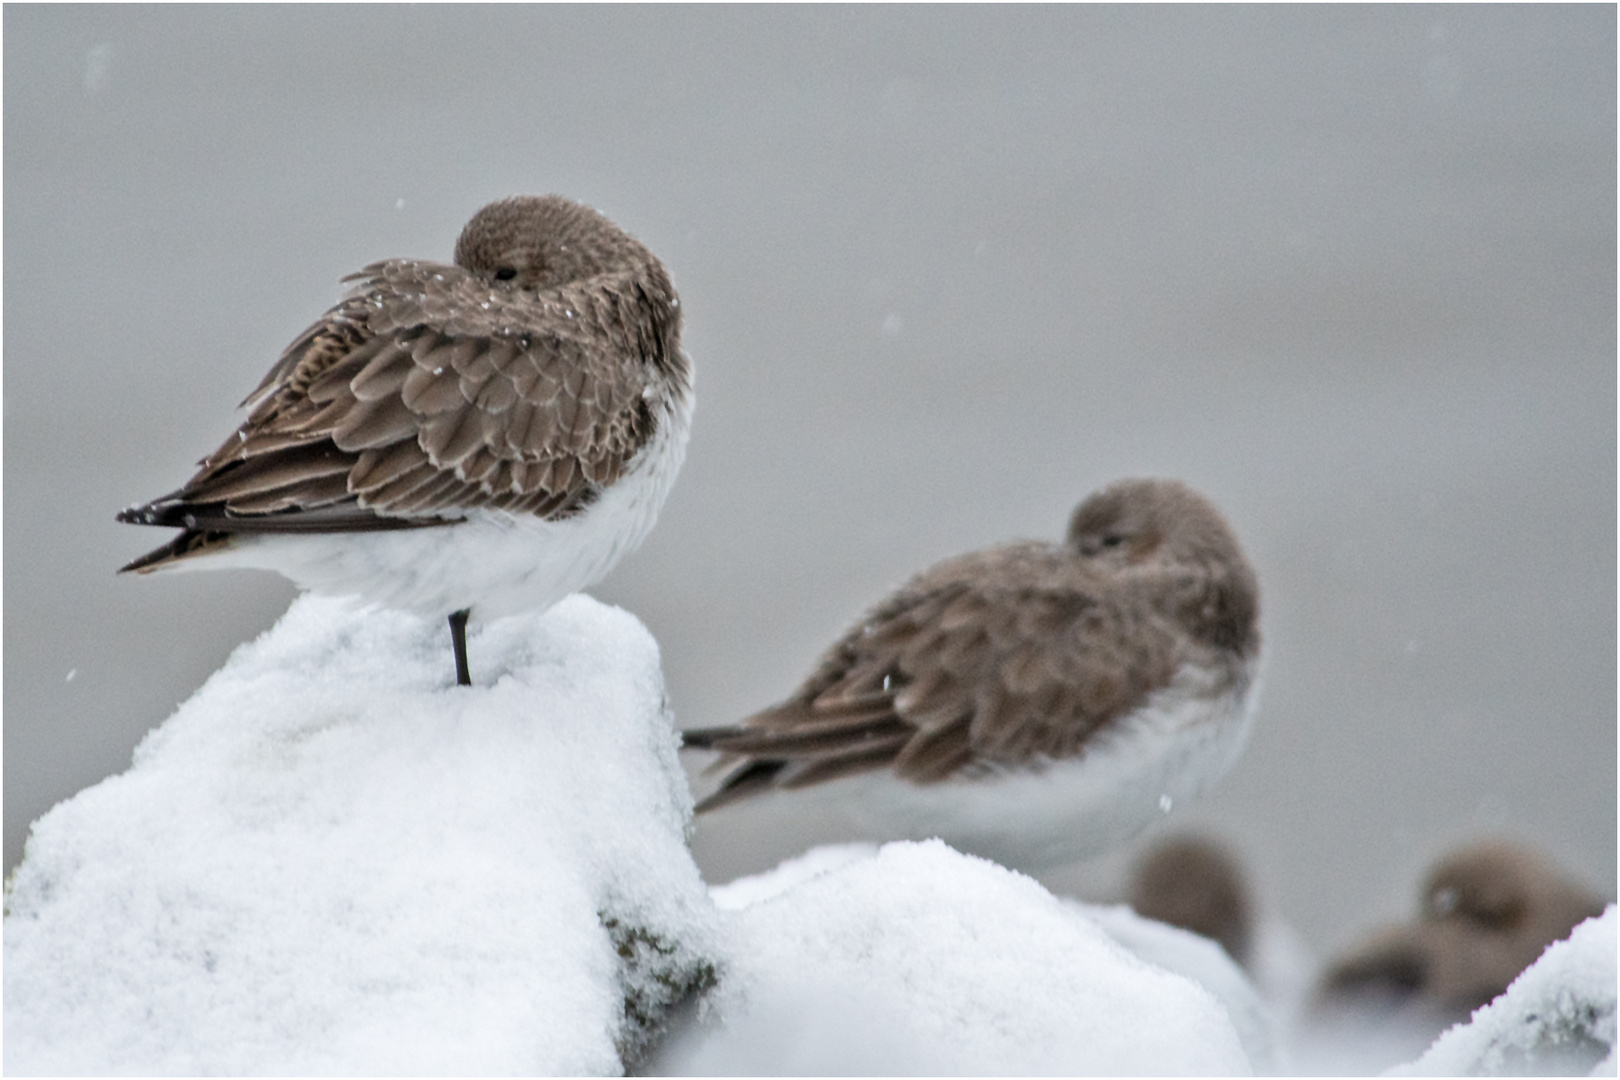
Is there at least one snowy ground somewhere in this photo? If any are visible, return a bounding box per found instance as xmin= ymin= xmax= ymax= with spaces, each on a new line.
xmin=659 ymin=841 xmax=1255 ymax=1075
xmin=4 ymin=596 xmax=717 ymax=1074
xmin=6 ymin=597 xmax=1614 ymax=1075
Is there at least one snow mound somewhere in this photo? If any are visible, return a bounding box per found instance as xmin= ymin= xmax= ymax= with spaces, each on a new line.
xmin=1082 ymin=900 xmax=1281 ymax=1072
xmin=4 ymin=594 xmax=718 ymax=1075
xmin=708 ymin=840 xmax=881 ymax=911
xmin=657 ymin=840 xmax=1254 ymax=1076
xmin=1391 ymin=905 xmax=1617 ymax=1077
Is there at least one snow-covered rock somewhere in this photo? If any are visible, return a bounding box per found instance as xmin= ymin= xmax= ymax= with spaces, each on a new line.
xmin=4 ymin=594 xmax=718 ymax=1075
xmin=1391 ymin=904 xmax=1617 ymax=1077
xmin=656 ymin=840 xmax=1255 ymax=1075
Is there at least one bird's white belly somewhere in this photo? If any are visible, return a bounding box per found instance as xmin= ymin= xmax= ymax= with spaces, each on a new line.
xmin=164 ymin=384 xmax=692 ymax=623
xmin=820 ymin=658 xmax=1261 ymax=871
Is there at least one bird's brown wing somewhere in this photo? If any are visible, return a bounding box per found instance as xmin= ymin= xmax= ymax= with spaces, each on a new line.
xmin=686 ymin=543 xmax=1184 ymax=809
xmin=118 ymin=257 xmax=677 ymax=560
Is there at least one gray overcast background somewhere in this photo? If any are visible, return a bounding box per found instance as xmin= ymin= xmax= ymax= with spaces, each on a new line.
xmin=6 ymin=6 xmax=1614 ymax=954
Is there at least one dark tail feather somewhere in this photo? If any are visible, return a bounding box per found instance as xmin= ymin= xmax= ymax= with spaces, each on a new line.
xmin=117 ymin=496 xmax=449 ymax=535
xmin=117 ymin=529 xmax=228 ymax=573
xmin=116 ymin=493 xmax=193 ymax=529
xmin=679 ymin=725 xmax=740 ymax=751
xmin=691 ymin=760 xmax=788 ymax=814
xmin=681 ymin=727 xmax=789 ymax=814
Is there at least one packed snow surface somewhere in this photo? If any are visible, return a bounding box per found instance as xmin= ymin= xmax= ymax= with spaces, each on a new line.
xmin=1392 ymin=905 xmax=1617 ymax=1077
xmin=1082 ymin=899 xmax=1279 ymax=1072
xmin=35 ymin=590 xmax=1594 ymax=1076
xmin=4 ymin=594 xmax=718 ymax=1074
xmin=657 ymin=840 xmax=1254 ymax=1075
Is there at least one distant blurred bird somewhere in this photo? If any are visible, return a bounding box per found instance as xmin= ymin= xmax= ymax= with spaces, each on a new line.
xmin=1130 ymin=833 xmax=1254 ymax=967
xmin=683 ymin=478 xmax=1262 ymax=870
xmin=118 ymin=195 xmax=692 ymax=685
xmin=1315 ymin=840 xmax=1608 ymax=1018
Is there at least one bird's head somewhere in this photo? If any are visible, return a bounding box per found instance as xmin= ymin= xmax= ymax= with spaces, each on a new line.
xmin=1068 ymin=478 xmax=1259 ymax=653
xmin=1066 ymin=478 xmax=1241 ymax=571
xmin=453 ymin=194 xmax=656 ymax=292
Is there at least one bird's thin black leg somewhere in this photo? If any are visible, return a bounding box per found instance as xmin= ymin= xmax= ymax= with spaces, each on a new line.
xmin=448 ymin=609 xmax=472 ymax=687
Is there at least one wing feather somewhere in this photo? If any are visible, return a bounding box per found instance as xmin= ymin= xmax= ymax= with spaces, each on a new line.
xmin=348 ymin=342 xmax=414 ymax=401
xmin=331 ymin=394 xmax=420 ymax=450
xmin=400 ymin=363 xmax=469 ymax=414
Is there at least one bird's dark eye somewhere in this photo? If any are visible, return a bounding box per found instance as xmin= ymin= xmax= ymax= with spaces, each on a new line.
xmin=1100 ymin=534 xmax=1125 ymax=548
xmin=494 ymin=267 xmax=517 ymax=281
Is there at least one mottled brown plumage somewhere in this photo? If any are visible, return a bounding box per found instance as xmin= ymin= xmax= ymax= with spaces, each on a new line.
xmin=685 ymin=478 xmax=1261 ymax=818
xmin=119 ymin=194 xmax=686 ymax=562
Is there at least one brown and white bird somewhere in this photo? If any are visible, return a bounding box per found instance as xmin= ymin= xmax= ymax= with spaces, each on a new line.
xmin=1301 ymin=841 xmax=1609 ymax=1072
xmin=1316 ymin=840 xmax=1609 ymax=1017
xmin=118 ymin=195 xmax=693 ymax=685
xmin=683 ymin=478 xmax=1261 ymax=870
